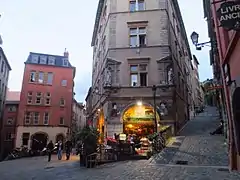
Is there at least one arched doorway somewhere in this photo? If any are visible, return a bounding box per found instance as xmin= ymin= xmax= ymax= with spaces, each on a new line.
xmin=122 ymin=102 xmax=160 ymax=137
xmin=31 ymin=132 xmax=48 ymax=151
xmin=55 ymin=133 xmax=65 ymax=143
xmin=232 ymin=87 xmax=240 ymax=155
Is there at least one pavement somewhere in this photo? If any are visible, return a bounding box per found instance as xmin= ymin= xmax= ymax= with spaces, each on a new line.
xmin=0 ymin=106 xmax=240 ymax=179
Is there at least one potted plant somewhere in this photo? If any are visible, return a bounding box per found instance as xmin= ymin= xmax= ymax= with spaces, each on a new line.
xmin=76 ymin=126 xmax=99 ymax=167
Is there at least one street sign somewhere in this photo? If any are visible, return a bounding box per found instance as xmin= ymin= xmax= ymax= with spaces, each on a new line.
xmin=206 ymin=85 xmax=223 ymax=91
xmin=217 ymin=1 xmax=240 ymax=31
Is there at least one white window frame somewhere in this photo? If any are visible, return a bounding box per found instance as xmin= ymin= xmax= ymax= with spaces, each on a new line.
xmin=45 ymin=98 xmax=51 ymax=105
xmin=61 ymin=80 xmax=67 ymax=86
xmin=43 ymin=112 xmax=49 ymax=125
xmin=35 ymin=97 xmax=41 ymax=104
xmin=33 ymin=112 xmax=39 ymax=125
xmin=130 ymin=64 xmax=148 ymax=87
xmin=25 ymin=112 xmax=31 ymax=125
xmin=27 ymin=96 xmax=32 ymax=104
xmin=60 ymin=98 xmax=65 ymax=106
xmin=59 ymin=117 xmax=64 ymax=125
xmin=130 ymin=0 xmax=145 ymax=12
xmin=62 ymin=58 xmax=69 ymax=67
xmin=129 ymin=27 xmax=146 ymax=47
xmin=39 ymin=55 xmax=47 ymax=64
xmin=48 ymin=56 xmax=55 ymax=65
xmin=30 ymin=71 xmax=36 ymax=82
xmin=47 ymin=72 xmax=53 ymax=85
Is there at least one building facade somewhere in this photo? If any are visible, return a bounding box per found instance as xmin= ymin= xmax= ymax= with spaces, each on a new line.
xmin=0 ymin=47 xmax=12 ymax=160
xmin=15 ymin=51 xmax=75 ymax=151
xmin=0 ymin=90 xmax=20 ymax=159
xmin=203 ymin=0 xmax=240 ymax=170
xmin=72 ymin=100 xmax=86 ymax=141
xmin=191 ymin=55 xmax=203 ymax=108
xmin=87 ymin=0 xmax=192 ymax=138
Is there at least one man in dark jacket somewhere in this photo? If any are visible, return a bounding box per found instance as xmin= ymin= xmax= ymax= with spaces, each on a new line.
xmin=65 ymin=140 xmax=72 ymax=160
xmin=47 ymin=140 xmax=54 ymax=162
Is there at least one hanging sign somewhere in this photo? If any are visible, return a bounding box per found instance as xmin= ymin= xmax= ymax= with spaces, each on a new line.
xmin=216 ymin=1 xmax=240 ymax=30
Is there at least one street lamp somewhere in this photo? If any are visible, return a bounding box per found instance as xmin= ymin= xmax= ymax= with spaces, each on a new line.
xmin=137 ymin=101 xmax=142 ymax=106
xmin=190 ymin=31 xmax=211 ymax=50
xmin=152 ymin=85 xmax=158 ymax=133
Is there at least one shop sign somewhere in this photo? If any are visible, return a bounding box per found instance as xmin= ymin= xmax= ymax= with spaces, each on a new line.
xmin=217 ymin=1 xmax=240 ymax=30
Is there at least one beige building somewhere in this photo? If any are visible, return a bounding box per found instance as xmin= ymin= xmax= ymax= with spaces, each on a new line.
xmin=191 ymin=55 xmax=203 ymax=109
xmin=72 ymin=100 xmax=86 ymax=131
xmin=87 ymin=0 xmax=193 ymax=137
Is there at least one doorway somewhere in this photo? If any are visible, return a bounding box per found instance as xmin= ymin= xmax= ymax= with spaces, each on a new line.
xmin=31 ymin=133 xmax=48 ymax=151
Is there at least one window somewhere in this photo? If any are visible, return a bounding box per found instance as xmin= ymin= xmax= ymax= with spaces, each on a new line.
xmin=5 ymin=132 xmax=12 ymax=141
xmin=35 ymin=97 xmax=41 ymax=104
xmin=25 ymin=112 xmax=31 ymax=124
xmin=22 ymin=133 xmax=30 ymax=146
xmin=28 ymin=91 xmax=33 ymax=96
xmin=59 ymin=117 xmax=64 ymax=125
xmin=7 ymin=118 xmax=13 ymax=125
xmin=130 ymin=64 xmax=148 ymax=87
xmin=38 ymin=72 xmax=44 ymax=83
xmin=130 ymin=27 xmax=146 ymax=47
xmin=33 ymin=112 xmax=39 ymax=125
xmin=130 ymin=0 xmax=145 ymax=12
xmin=61 ymin=80 xmax=67 ymax=86
xmin=46 ymin=92 xmax=51 ymax=97
xmin=36 ymin=92 xmax=42 ymax=97
xmin=43 ymin=112 xmax=49 ymax=125
xmin=60 ymin=98 xmax=65 ymax=106
xmin=47 ymin=72 xmax=53 ymax=85
xmin=1 ymin=61 xmax=4 ymax=72
xmin=8 ymin=106 xmax=16 ymax=112
xmin=48 ymin=56 xmax=55 ymax=65
xmin=27 ymin=97 xmax=32 ymax=104
xmin=62 ymin=58 xmax=68 ymax=66
xmin=131 ymin=74 xmax=138 ymax=86
xmin=31 ymin=54 xmax=39 ymax=63
xmin=39 ymin=55 xmax=47 ymax=64
xmin=30 ymin=71 xmax=36 ymax=82
xmin=45 ymin=98 xmax=51 ymax=105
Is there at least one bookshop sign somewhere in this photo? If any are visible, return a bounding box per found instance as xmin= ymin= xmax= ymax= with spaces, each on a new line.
xmin=217 ymin=1 xmax=240 ymax=30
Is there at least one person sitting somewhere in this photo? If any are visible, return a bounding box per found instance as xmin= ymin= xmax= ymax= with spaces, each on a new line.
xmin=210 ymin=120 xmax=224 ymax=135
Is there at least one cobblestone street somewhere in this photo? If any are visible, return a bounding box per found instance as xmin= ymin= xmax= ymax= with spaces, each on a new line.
xmin=1 ymin=106 xmax=240 ymax=179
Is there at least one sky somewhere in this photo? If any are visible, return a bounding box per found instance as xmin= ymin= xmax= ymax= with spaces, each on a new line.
xmin=0 ymin=0 xmax=212 ymax=102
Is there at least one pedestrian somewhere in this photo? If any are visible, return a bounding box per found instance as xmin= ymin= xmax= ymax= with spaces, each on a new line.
xmin=65 ymin=139 xmax=72 ymax=160
xmin=46 ymin=140 xmax=54 ymax=162
xmin=56 ymin=140 xmax=63 ymax=160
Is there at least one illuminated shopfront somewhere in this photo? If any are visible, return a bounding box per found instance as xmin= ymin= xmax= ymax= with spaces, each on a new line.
xmin=122 ymin=102 xmax=160 ymax=137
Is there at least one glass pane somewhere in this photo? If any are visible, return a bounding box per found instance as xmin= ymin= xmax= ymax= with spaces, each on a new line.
xmin=47 ymin=73 xmax=53 ymax=84
xmin=139 ymin=64 xmax=147 ymax=71
xmin=138 ymin=1 xmax=144 ymax=11
xmin=130 ymin=28 xmax=137 ymax=35
xmin=130 ymin=1 xmax=136 ymax=12
xmin=140 ymin=73 xmax=147 ymax=86
xmin=130 ymin=65 xmax=138 ymax=72
xmin=131 ymin=74 xmax=138 ymax=86
xmin=38 ymin=72 xmax=44 ymax=83
xmin=139 ymin=34 xmax=146 ymax=47
xmin=139 ymin=27 xmax=146 ymax=34
xmin=130 ymin=36 xmax=137 ymax=47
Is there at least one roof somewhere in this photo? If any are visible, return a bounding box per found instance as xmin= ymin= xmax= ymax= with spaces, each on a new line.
xmin=6 ymin=90 xmax=21 ymax=101
xmin=91 ymin=0 xmax=105 ymax=46
xmin=0 ymin=47 xmax=12 ymax=70
xmin=25 ymin=52 xmax=74 ymax=68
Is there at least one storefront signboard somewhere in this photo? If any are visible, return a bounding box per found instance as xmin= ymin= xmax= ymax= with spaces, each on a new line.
xmin=217 ymin=1 xmax=240 ymax=30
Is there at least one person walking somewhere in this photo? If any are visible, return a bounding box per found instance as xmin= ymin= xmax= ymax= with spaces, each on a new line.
xmin=46 ymin=140 xmax=54 ymax=162
xmin=56 ymin=140 xmax=63 ymax=160
xmin=65 ymin=139 xmax=72 ymax=160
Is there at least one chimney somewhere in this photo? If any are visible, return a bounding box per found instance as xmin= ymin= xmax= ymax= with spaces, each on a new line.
xmin=64 ymin=48 xmax=69 ymax=58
